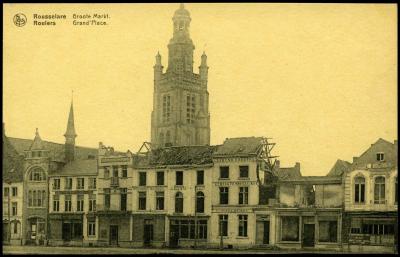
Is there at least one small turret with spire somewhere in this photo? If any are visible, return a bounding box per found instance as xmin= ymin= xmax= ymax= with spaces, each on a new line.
xmin=64 ymin=97 xmax=77 ymax=162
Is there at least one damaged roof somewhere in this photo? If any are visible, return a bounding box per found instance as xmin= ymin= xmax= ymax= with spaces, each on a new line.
xmin=273 ymin=164 xmax=302 ymax=181
xmin=213 ymin=137 xmax=264 ymax=157
xmin=133 ymin=145 xmax=216 ymax=168
xmin=327 ymin=159 xmax=352 ymax=177
xmin=8 ymin=137 xmax=97 ymax=162
xmin=49 ymin=159 xmax=98 ymax=176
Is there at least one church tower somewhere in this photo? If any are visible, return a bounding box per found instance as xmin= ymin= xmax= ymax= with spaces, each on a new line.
xmin=64 ymin=100 xmax=77 ymax=162
xmin=151 ymin=4 xmax=210 ymax=148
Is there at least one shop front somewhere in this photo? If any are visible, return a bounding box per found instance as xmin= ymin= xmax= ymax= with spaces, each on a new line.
xmin=97 ymin=211 xmax=131 ymax=247
xmin=344 ymin=212 xmax=398 ymax=253
xmin=131 ymin=214 xmax=166 ymax=248
xmin=48 ymin=213 xmax=84 ymax=246
xmin=276 ymin=209 xmax=342 ymax=250
xmin=168 ymin=215 xmax=209 ymax=248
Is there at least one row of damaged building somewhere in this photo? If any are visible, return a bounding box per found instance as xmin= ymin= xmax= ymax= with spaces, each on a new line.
xmin=4 ymin=119 xmax=396 ymax=251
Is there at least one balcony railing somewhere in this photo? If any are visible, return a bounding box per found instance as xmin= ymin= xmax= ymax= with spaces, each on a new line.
xmin=111 ymin=177 xmax=119 ymax=187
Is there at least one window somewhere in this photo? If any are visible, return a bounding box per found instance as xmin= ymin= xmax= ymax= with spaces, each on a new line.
xmin=196 ymin=192 xmax=205 ymax=213
xmin=65 ymin=194 xmax=72 ymax=212
xmin=77 ymin=194 xmax=84 ymax=212
xmin=77 ymin=178 xmax=85 ymax=190
xmin=53 ymin=178 xmax=60 ymax=190
xmin=104 ymin=189 xmax=110 ymax=209
xmin=28 ymin=190 xmax=46 ymax=207
xmin=197 ymin=170 xmax=204 ymax=185
xmin=89 ymin=194 xmax=96 ymax=211
xmin=29 ymin=167 xmax=46 ymax=181
xmin=112 ymin=166 xmax=119 ymax=177
xmin=219 ymin=187 xmax=229 ymax=204
xmin=12 ymin=202 xmax=17 ymax=216
xmin=104 ymin=167 xmax=110 ymax=179
xmin=122 ymin=166 xmax=128 ymax=178
xmin=220 ymin=166 xmax=229 ymax=179
xmin=362 ymin=224 xmax=395 ymax=235
xmin=157 ymin=171 xmax=164 ymax=186
xmin=65 ymin=178 xmax=73 ymax=190
xmin=176 ymin=171 xmax=183 ymax=185
xmin=175 ymin=192 xmax=183 ymax=213
xmin=156 ymin=191 xmax=164 ymax=210
xmin=139 ymin=172 xmax=146 ymax=186
xmin=239 ymin=166 xmax=249 ymax=178
xmin=319 ymin=221 xmax=337 ymax=242
xmin=376 ymin=152 xmax=385 ymax=161
xmin=139 ymin=192 xmax=146 ymax=210
xmin=13 ymin=221 xmax=19 ymax=234
xmin=238 ymin=215 xmax=248 ymax=237
xmin=219 ymin=215 xmax=228 ymax=236
xmin=281 ymin=216 xmax=299 ymax=241
xmin=186 ymin=94 xmax=196 ymax=124
xmin=4 ymin=188 xmax=9 ymax=197
xmin=89 ymin=178 xmax=96 ymax=189
xmin=165 ymin=131 xmax=171 ymax=147
xmin=120 ymin=188 xmax=127 ymax=211
xmin=374 ymin=176 xmax=386 ymax=204
xmin=73 ymin=223 xmax=83 ymax=239
xmin=239 ymin=187 xmax=249 ymax=205
xmin=53 ymin=194 xmax=60 ymax=212
xmin=88 ymin=220 xmax=96 ymax=236
xmin=354 ymin=176 xmax=365 ymax=203
xmin=162 ymin=95 xmax=171 ymax=123
xmin=197 ymin=220 xmax=208 ymax=239
xmin=12 ymin=187 xmax=17 ymax=197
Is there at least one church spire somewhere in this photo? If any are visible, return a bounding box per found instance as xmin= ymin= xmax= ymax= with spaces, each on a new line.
xmin=64 ymin=98 xmax=77 ymax=162
xmin=167 ymin=3 xmax=194 ymax=74
xmin=64 ymin=99 xmax=77 ymax=138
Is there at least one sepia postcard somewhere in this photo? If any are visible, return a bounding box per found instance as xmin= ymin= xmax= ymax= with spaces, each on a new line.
xmin=2 ymin=3 xmax=398 ymax=255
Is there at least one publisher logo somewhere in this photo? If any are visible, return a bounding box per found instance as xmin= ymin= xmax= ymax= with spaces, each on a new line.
xmin=13 ymin=13 xmax=27 ymax=27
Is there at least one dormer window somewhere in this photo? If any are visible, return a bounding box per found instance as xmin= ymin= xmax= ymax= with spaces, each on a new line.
xmin=376 ymin=152 xmax=385 ymax=162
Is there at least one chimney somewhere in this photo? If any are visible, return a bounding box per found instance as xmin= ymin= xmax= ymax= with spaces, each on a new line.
xmin=275 ymin=160 xmax=280 ymax=169
xmin=295 ymin=162 xmax=300 ymax=171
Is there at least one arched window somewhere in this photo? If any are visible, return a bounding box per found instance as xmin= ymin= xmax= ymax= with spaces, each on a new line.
xmin=159 ymin=132 xmax=164 ymax=147
xmin=354 ymin=176 xmax=365 ymax=204
xmin=196 ymin=192 xmax=205 ymax=213
xmin=29 ymin=167 xmax=46 ymax=181
xmin=374 ymin=176 xmax=386 ymax=204
xmin=165 ymin=131 xmax=171 ymax=147
xmin=175 ymin=192 xmax=183 ymax=213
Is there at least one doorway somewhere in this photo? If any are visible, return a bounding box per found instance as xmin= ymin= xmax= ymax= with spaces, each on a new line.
xmin=143 ymin=222 xmax=153 ymax=247
xmin=30 ymin=223 xmax=37 ymax=240
xmin=303 ymin=224 xmax=315 ymax=247
xmin=169 ymin=224 xmax=179 ymax=248
xmin=263 ymin=221 xmax=270 ymax=244
xmin=109 ymin=225 xmax=118 ymax=246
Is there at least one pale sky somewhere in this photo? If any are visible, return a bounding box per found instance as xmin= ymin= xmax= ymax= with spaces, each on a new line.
xmin=3 ymin=3 xmax=397 ymax=176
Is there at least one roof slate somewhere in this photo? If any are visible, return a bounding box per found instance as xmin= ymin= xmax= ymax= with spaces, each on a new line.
xmin=8 ymin=137 xmax=97 ymax=162
xmin=49 ymin=159 xmax=97 ymax=176
xmin=3 ymin=134 xmax=25 ymax=183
